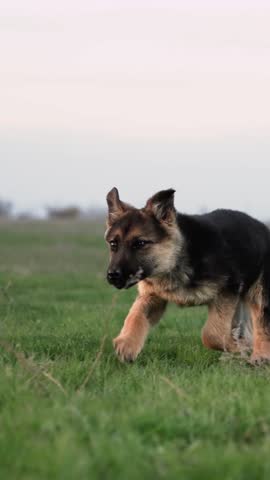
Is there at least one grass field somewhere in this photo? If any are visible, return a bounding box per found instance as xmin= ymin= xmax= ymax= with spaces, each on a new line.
xmin=1 ymin=220 xmax=270 ymax=479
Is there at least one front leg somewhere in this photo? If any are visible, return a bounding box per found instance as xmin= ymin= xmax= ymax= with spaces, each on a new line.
xmin=114 ymin=292 xmax=167 ymax=362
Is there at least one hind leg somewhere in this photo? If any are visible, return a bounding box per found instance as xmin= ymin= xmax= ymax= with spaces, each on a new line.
xmin=249 ymin=284 xmax=270 ymax=364
xmin=202 ymin=295 xmax=240 ymax=352
xmin=231 ymin=300 xmax=253 ymax=352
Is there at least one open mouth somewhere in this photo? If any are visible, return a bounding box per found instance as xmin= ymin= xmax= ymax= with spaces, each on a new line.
xmin=124 ymin=278 xmax=140 ymax=289
xmin=124 ymin=267 xmax=145 ymax=289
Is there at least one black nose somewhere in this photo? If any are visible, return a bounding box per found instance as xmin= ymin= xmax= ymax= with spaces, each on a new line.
xmin=107 ymin=269 xmax=121 ymax=281
xmin=107 ymin=269 xmax=124 ymax=288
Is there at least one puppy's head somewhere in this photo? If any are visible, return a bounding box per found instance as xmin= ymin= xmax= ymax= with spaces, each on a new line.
xmin=105 ymin=188 xmax=181 ymax=289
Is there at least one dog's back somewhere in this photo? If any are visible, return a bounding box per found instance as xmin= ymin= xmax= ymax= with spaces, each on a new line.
xmin=177 ymin=209 xmax=270 ymax=297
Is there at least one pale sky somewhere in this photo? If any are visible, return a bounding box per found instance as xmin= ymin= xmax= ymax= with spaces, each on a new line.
xmin=1 ymin=1 xmax=270 ymax=218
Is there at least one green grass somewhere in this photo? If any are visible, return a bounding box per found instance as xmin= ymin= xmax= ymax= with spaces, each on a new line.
xmin=1 ymin=219 xmax=270 ymax=479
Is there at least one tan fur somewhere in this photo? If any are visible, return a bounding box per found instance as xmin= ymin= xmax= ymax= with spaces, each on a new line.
xmin=201 ymin=296 xmax=240 ymax=352
xmin=113 ymin=294 xmax=167 ymax=362
xmin=117 ymin=274 xmax=270 ymax=362
xmin=149 ymin=225 xmax=183 ymax=275
xmin=141 ymin=277 xmax=219 ymax=306
xmin=139 ymin=222 xmax=223 ymax=304
xmin=246 ymin=278 xmax=270 ymax=363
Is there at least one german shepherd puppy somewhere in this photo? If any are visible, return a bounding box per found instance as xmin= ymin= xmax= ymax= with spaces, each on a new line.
xmin=105 ymin=187 xmax=270 ymax=365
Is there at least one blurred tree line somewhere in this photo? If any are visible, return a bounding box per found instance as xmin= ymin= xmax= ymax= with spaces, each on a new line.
xmin=0 ymin=199 xmax=13 ymax=218
xmin=0 ymin=198 xmax=105 ymax=221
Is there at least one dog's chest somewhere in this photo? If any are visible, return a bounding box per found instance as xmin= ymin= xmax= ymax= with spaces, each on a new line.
xmin=145 ymin=278 xmax=218 ymax=306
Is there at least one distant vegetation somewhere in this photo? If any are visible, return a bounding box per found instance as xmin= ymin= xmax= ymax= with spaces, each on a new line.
xmin=46 ymin=206 xmax=106 ymax=221
xmin=0 ymin=199 xmax=106 ymax=221
xmin=46 ymin=206 xmax=82 ymax=220
xmin=46 ymin=205 xmax=105 ymax=220
xmin=0 ymin=199 xmax=13 ymax=218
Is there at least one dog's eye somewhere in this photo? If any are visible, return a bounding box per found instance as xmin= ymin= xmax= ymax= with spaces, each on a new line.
xmin=109 ymin=240 xmax=118 ymax=251
xmin=132 ymin=239 xmax=148 ymax=249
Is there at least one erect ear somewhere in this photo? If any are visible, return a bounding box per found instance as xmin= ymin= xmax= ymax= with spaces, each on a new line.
xmin=145 ymin=189 xmax=176 ymax=224
xmin=106 ymin=187 xmax=130 ymax=226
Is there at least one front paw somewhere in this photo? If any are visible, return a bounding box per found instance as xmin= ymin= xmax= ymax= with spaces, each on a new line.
xmin=250 ymin=353 xmax=270 ymax=366
xmin=113 ymin=335 xmax=142 ymax=363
